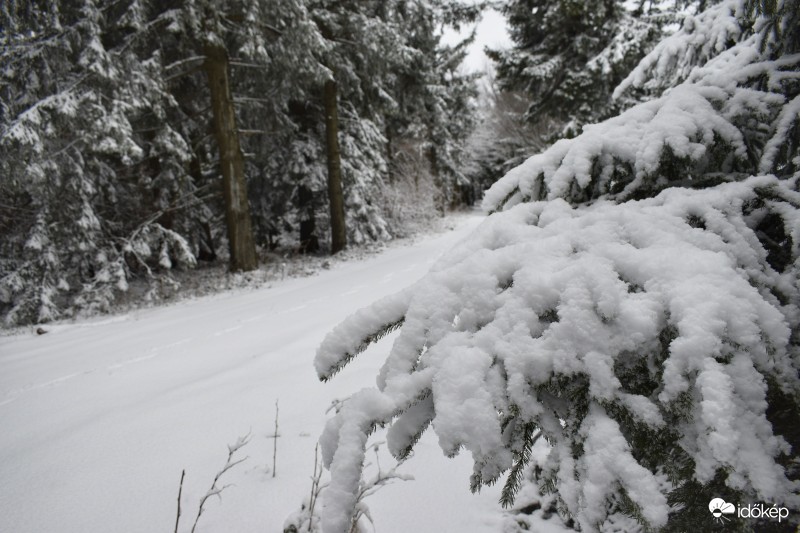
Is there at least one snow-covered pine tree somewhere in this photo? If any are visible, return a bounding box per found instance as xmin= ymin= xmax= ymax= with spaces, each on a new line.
xmin=324 ymin=0 xmax=483 ymax=244
xmin=247 ymin=0 xmax=397 ymax=252
xmin=462 ymin=79 xmax=550 ymax=210
xmin=211 ymin=0 xmax=329 ymax=252
xmin=488 ymin=0 xmax=665 ymax=135
xmin=386 ymin=0 xmax=481 ymax=213
xmin=420 ymin=26 xmax=481 ymax=211
xmin=0 ymin=0 xmax=197 ymax=325
xmin=172 ymin=0 xmax=269 ymax=271
xmin=314 ymin=1 xmax=800 ymax=532
xmin=317 ymin=33 xmax=391 ymax=247
xmin=257 ymin=0 xmax=480 ymax=250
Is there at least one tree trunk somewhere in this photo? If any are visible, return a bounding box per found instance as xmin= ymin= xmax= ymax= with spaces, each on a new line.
xmin=324 ymin=78 xmax=347 ymax=254
xmin=298 ymin=184 xmax=320 ymax=254
xmin=204 ymin=43 xmax=258 ymax=272
xmin=385 ymin=123 xmax=394 ymax=184
xmin=426 ymin=142 xmax=446 ymax=216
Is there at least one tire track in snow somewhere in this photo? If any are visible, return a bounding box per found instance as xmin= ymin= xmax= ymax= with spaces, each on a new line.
xmin=0 ymin=337 xmax=194 ymax=406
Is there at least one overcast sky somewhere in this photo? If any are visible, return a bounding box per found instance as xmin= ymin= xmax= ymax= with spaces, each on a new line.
xmin=443 ymin=8 xmax=512 ymax=73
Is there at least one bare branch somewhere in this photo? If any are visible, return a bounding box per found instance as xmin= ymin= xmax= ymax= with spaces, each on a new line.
xmin=174 ymin=470 xmax=185 ymax=533
xmin=233 ymin=96 xmax=276 ymax=105
xmin=190 ymin=433 xmax=251 ymax=533
xmin=229 ymin=61 xmax=269 ymax=69
xmin=165 ymin=66 xmax=204 ymax=82
xmin=272 ymin=399 xmax=279 ymax=478
xmin=164 ymin=56 xmax=206 ymax=71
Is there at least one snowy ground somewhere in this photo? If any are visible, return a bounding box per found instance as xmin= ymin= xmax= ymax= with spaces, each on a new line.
xmin=0 ymin=212 xmax=520 ymax=533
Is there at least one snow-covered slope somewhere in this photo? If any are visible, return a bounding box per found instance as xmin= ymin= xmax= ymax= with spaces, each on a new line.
xmin=0 ymin=213 xmax=508 ymax=533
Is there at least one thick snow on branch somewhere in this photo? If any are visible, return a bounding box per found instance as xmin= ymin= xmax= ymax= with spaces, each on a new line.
xmin=761 ymin=93 xmax=800 ymax=174
xmin=315 ymin=176 xmax=800 ymax=532
xmin=315 ymin=289 xmax=411 ymax=380
xmin=483 ymin=41 xmax=799 ymax=213
xmin=315 ymin=3 xmax=800 ymax=531
xmin=614 ymin=0 xmax=748 ymax=96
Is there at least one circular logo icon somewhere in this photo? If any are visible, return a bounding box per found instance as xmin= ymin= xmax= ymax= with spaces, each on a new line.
xmin=709 ymin=498 xmax=736 ymax=523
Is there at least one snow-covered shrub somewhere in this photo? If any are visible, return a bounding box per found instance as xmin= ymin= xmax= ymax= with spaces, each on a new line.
xmin=314 ymin=1 xmax=800 ymax=531
xmin=283 ymin=448 xmax=326 ymax=533
xmin=317 ymin=177 xmax=800 ymax=532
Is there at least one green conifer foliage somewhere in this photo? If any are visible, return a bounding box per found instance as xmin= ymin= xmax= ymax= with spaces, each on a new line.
xmin=489 ymin=0 xmax=663 ymax=133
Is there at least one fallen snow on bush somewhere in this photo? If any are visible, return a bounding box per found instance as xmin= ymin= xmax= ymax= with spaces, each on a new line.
xmin=316 ymin=176 xmax=800 ymax=532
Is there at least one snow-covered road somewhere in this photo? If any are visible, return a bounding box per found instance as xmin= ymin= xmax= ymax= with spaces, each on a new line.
xmin=0 ymin=213 xmax=506 ymax=533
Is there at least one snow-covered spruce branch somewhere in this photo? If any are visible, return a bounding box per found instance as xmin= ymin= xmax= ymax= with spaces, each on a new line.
xmin=315 ymin=289 xmax=411 ymax=380
xmin=481 ymin=1 xmax=799 ymax=217
xmin=104 ymin=184 xmax=210 ymax=288
xmin=613 ymin=0 xmax=751 ymax=96
xmin=499 ymin=424 xmax=541 ymax=509
xmin=484 ymin=53 xmax=800 ymax=213
xmin=1 ymin=77 xmax=89 ymax=145
xmin=315 ymin=175 xmax=800 ymax=532
xmin=65 ymin=214 xmax=197 ymax=318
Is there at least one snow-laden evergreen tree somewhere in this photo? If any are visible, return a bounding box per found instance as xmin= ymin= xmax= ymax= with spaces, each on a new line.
xmin=488 ymin=0 xmax=666 ymax=135
xmin=0 ymin=0 xmax=197 ymax=325
xmin=179 ymin=0 xmax=265 ymax=271
xmin=467 ymin=0 xmax=669 ymax=207
xmin=246 ymin=0 xmax=400 ymax=252
xmin=254 ymin=0 xmax=480 ymax=251
xmin=463 ymin=80 xmax=551 ymax=209
xmin=314 ymin=1 xmax=800 ymax=531
xmin=310 ymin=0 xmax=395 ymax=246
xmin=385 ymin=0 xmax=481 ymax=213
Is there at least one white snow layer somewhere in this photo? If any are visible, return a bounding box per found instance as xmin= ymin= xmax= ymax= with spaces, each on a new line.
xmin=316 ymin=176 xmax=800 ymax=532
xmin=481 ymin=0 xmax=800 ymax=215
xmin=614 ymin=0 xmax=748 ymax=95
xmin=482 ymin=45 xmax=799 ymax=212
xmin=314 ymin=4 xmax=800 ymax=532
xmin=0 ymin=214 xmax=512 ymax=533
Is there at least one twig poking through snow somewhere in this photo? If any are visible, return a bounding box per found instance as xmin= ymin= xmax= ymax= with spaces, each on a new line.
xmin=282 ymin=444 xmax=328 ymax=533
xmin=174 ymin=469 xmax=185 ymax=533
xmin=190 ymin=433 xmax=251 ymax=533
xmin=308 ymin=444 xmax=323 ymax=533
xmin=349 ymin=442 xmax=414 ymax=533
xmin=273 ymin=399 xmax=279 ymax=478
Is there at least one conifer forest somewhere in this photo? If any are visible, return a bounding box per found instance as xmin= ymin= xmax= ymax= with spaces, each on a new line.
xmin=1 ymin=1 xmax=799 ymax=532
